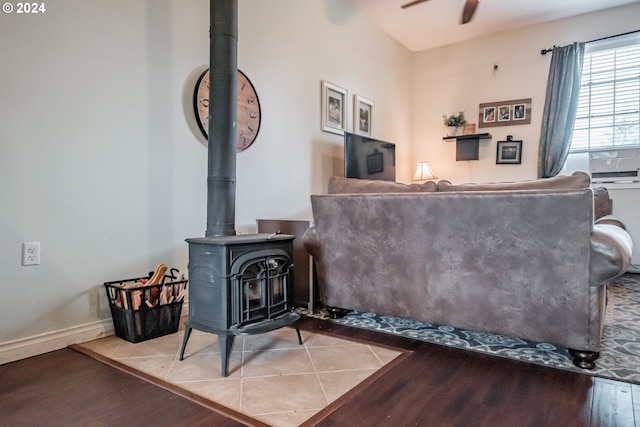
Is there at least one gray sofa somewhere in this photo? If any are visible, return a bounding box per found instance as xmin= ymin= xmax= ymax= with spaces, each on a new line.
xmin=303 ymin=173 xmax=633 ymax=368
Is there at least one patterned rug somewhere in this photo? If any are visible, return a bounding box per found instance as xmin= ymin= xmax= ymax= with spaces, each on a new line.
xmin=331 ymin=273 xmax=640 ymax=384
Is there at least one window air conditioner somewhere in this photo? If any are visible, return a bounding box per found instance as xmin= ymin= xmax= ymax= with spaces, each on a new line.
xmin=589 ymin=148 xmax=640 ymax=187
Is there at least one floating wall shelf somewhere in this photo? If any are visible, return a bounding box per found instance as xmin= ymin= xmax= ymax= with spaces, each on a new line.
xmin=443 ymin=133 xmax=492 ymax=161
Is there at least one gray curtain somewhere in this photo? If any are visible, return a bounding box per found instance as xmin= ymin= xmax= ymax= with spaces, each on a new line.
xmin=537 ymin=42 xmax=585 ymax=178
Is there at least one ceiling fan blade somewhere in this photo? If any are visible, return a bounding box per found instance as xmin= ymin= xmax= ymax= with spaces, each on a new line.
xmin=461 ymin=0 xmax=479 ymax=24
xmin=401 ymin=0 xmax=431 ymax=9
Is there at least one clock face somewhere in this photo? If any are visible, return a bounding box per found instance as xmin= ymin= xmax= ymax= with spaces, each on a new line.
xmin=194 ymin=69 xmax=261 ymax=151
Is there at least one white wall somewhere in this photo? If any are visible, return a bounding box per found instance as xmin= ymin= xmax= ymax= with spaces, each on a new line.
xmin=411 ymin=3 xmax=640 ymax=266
xmin=0 ymin=0 xmax=411 ymax=353
xmin=411 ymin=3 xmax=640 ymax=184
xmin=235 ymin=0 xmax=413 ymax=225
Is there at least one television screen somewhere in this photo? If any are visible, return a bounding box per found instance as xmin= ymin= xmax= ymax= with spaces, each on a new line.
xmin=344 ymin=132 xmax=396 ymax=181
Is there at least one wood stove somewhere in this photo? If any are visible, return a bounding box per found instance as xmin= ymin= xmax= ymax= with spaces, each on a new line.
xmin=179 ymin=234 xmax=301 ymax=376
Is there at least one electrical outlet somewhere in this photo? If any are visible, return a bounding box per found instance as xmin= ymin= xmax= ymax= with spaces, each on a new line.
xmin=22 ymin=242 xmax=40 ymax=266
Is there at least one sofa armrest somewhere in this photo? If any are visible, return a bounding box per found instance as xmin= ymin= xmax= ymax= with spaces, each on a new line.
xmin=589 ymin=223 xmax=633 ymax=287
xmin=302 ymin=226 xmax=320 ymax=259
xmin=595 ymin=214 xmax=627 ymax=230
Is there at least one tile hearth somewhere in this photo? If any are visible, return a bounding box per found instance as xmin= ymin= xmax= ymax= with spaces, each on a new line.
xmin=80 ymin=317 xmax=401 ymax=427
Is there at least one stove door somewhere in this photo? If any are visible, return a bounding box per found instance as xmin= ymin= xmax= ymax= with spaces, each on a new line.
xmin=231 ymin=249 xmax=292 ymax=327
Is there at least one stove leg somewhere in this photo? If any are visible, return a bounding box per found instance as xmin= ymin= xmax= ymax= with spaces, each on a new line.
xmin=218 ymin=334 xmax=235 ymax=377
xmin=294 ymin=323 xmax=303 ymax=345
xmin=179 ymin=326 xmax=192 ymax=361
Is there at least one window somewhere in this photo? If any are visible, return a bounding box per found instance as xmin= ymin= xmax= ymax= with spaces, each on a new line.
xmin=570 ymin=32 xmax=640 ymax=152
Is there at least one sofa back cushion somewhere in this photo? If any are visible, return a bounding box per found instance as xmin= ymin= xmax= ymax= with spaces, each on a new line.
xmin=328 ymin=176 xmax=437 ymax=194
xmin=437 ymin=171 xmax=591 ymax=192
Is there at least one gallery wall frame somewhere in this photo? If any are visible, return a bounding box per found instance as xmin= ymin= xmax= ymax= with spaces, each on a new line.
xmin=321 ymin=80 xmax=347 ymax=135
xmin=479 ymin=98 xmax=532 ymax=128
xmin=354 ymin=94 xmax=374 ymax=137
xmin=496 ymin=136 xmax=523 ymax=164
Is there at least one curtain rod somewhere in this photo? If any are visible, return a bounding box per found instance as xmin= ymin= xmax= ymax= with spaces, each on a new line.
xmin=540 ymin=29 xmax=640 ymax=55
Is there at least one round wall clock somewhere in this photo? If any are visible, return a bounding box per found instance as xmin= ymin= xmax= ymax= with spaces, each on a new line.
xmin=194 ymin=68 xmax=262 ymax=151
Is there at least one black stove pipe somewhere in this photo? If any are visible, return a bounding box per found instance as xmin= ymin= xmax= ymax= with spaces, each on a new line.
xmin=206 ymin=0 xmax=237 ymax=237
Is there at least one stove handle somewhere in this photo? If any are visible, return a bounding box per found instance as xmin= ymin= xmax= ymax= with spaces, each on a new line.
xmin=267 ymin=230 xmax=281 ymax=240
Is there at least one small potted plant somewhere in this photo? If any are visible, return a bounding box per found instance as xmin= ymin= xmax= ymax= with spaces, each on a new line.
xmin=442 ymin=111 xmax=467 ymax=136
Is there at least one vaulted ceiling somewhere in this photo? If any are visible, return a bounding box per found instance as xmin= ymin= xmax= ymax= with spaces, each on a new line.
xmin=348 ymin=0 xmax=640 ymax=52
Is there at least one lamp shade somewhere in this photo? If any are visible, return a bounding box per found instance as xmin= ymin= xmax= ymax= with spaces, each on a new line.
xmin=412 ymin=161 xmax=437 ymax=181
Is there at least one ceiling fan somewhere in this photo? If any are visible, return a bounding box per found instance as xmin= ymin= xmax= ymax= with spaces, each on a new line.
xmin=401 ymin=0 xmax=480 ymax=25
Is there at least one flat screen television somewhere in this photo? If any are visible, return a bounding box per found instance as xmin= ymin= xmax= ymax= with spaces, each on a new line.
xmin=344 ymin=132 xmax=396 ymax=181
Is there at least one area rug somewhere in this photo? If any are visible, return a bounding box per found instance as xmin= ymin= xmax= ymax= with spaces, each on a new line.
xmin=331 ymin=273 xmax=640 ymax=384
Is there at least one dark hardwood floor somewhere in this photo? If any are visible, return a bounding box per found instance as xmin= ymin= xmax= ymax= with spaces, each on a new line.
xmin=0 ymin=344 xmax=258 ymax=427
xmin=2 ymin=316 xmax=639 ymax=426
xmin=303 ymin=318 xmax=640 ymax=427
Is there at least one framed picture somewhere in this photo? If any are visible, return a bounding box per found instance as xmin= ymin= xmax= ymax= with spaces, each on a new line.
xmin=513 ymin=103 xmax=526 ymax=120
xmin=321 ymin=80 xmax=347 ymax=135
xmin=496 ymin=137 xmax=522 ymax=164
xmin=498 ymin=105 xmax=510 ymax=122
xmin=462 ymin=123 xmax=476 ymax=135
xmin=354 ymin=94 xmax=374 ymax=136
xmin=483 ymin=106 xmax=496 ymax=123
xmin=479 ymin=98 xmax=532 ymax=128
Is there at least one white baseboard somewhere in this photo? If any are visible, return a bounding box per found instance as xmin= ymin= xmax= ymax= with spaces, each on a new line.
xmin=1 ymin=302 xmax=188 ymax=365
xmin=0 ymin=319 xmax=114 ymax=365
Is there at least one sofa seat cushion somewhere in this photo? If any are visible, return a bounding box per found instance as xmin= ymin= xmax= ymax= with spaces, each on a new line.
xmin=328 ymin=176 xmax=437 ymax=194
xmin=437 ymin=171 xmax=591 ymax=192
